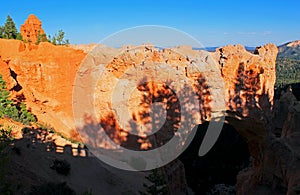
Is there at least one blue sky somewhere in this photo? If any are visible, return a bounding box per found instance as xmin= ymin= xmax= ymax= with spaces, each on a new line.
xmin=0 ymin=0 xmax=299 ymax=47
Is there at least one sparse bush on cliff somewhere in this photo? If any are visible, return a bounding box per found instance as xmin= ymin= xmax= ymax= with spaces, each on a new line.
xmin=35 ymin=30 xmax=47 ymax=45
xmin=49 ymin=29 xmax=70 ymax=45
xmin=0 ymin=75 xmax=36 ymax=125
xmin=0 ymin=125 xmax=14 ymax=194
xmin=140 ymin=169 xmax=169 ymax=195
xmin=16 ymin=33 xmax=23 ymax=41
xmin=0 ymin=125 xmax=13 ymax=152
xmin=0 ymin=26 xmax=3 ymax=38
xmin=50 ymin=159 xmax=71 ymax=176
xmin=30 ymin=182 xmax=76 ymax=195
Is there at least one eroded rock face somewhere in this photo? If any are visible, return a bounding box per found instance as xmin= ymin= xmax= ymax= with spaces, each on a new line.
xmin=0 ymin=58 xmax=16 ymax=90
xmin=20 ymin=14 xmax=46 ymax=44
xmin=0 ymin=39 xmax=86 ymax=139
xmin=214 ymin=44 xmax=277 ymax=119
xmin=0 ymin=39 xmax=278 ymax=146
xmin=235 ymin=89 xmax=300 ymax=195
xmin=3 ymin=38 xmax=297 ymax=193
xmin=0 ymin=38 xmax=26 ymax=59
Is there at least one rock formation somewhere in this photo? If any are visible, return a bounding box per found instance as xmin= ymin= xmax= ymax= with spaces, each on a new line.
xmin=20 ymin=14 xmax=46 ymax=44
xmin=0 ymin=39 xmax=86 ymax=139
xmin=2 ymin=37 xmax=300 ymax=193
xmin=0 ymin=57 xmax=17 ymax=90
xmin=235 ymin=89 xmax=300 ymax=195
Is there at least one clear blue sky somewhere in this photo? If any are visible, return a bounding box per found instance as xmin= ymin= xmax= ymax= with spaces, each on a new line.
xmin=0 ymin=0 xmax=299 ymax=47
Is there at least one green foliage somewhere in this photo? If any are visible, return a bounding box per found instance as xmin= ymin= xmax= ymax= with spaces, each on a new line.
xmin=0 ymin=15 xmax=72 ymax=44
xmin=3 ymin=15 xmax=18 ymax=39
xmin=0 ymin=126 xmax=14 ymax=195
xmin=140 ymin=169 xmax=169 ymax=195
xmin=51 ymin=36 xmax=57 ymax=45
xmin=50 ymin=159 xmax=71 ymax=176
xmin=0 ymin=125 xmax=13 ymax=153
xmin=51 ymin=29 xmax=70 ymax=45
xmin=56 ymin=30 xmax=65 ymax=45
xmin=16 ymin=33 xmax=23 ymax=41
xmin=275 ymin=56 xmax=300 ymax=87
xmin=36 ymin=30 xmax=48 ymax=45
xmin=0 ymin=26 xmax=4 ymax=38
xmin=19 ymin=102 xmax=36 ymax=125
xmin=0 ymin=75 xmax=36 ymax=125
xmin=29 ymin=182 xmax=76 ymax=195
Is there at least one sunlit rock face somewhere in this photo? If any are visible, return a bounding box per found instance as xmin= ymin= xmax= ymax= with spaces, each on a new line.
xmin=20 ymin=14 xmax=46 ymax=44
xmin=5 ymin=36 xmax=299 ymax=193
xmin=0 ymin=39 xmax=86 ymax=139
xmin=0 ymin=37 xmax=278 ymax=141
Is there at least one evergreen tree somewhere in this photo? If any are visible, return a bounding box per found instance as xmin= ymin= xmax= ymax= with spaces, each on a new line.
xmin=36 ymin=30 xmax=48 ymax=45
xmin=140 ymin=169 xmax=169 ymax=195
xmin=51 ymin=35 xmax=57 ymax=45
xmin=16 ymin=33 xmax=23 ymax=41
xmin=50 ymin=30 xmax=69 ymax=45
xmin=56 ymin=30 xmax=65 ymax=45
xmin=0 ymin=75 xmax=36 ymax=124
xmin=3 ymin=15 xmax=18 ymax=39
xmin=64 ymin=39 xmax=70 ymax=45
xmin=0 ymin=26 xmax=4 ymax=38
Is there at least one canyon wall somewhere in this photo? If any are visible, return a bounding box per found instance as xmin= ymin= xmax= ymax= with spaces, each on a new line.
xmin=1 ymin=38 xmax=300 ymax=193
xmin=0 ymin=40 xmax=85 ymax=139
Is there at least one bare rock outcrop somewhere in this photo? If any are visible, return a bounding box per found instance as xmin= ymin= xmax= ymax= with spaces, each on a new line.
xmin=0 ymin=58 xmax=17 ymax=90
xmin=3 ymin=37 xmax=300 ymax=194
xmin=0 ymin=39 xmax=86 ymax=139
xmin=20 ymin=14 xmax=46 ymax=44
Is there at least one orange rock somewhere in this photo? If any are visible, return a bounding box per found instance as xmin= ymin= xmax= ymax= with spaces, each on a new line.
xmin=214 ymin=44 xmax=278 ymax=118
xmin=20 ymin=14 xmax=46 ymax=44
xmin=0 ymin=57 xmax=16 ymax=90
xmin=0 ymin=38 xmax=279 ymax=142
xmin=1 ymin=40 xmax=86 ymax=138
xmin=0 ymin=38 xmax=26 ymax=59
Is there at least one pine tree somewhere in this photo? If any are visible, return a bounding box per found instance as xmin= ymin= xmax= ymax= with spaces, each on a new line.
xmin=3 ymin=15 xmax=18 ymax=39
xmin=56 ymin=30 xmax=65 ymax=45
xmin=51 ymin=35 xmax=57 ymax=45
xmin=0 ymin=75 xmax=36 ymax=124
xmin=36 ymin=30 xmax=48 ymax=45
xmin=0 ymin=26 xmax=4 ymax=38
xmin=140 ymin=169 xmax=169 ymax=195
xmin=16 ymin=33 xmax=23 ymax=41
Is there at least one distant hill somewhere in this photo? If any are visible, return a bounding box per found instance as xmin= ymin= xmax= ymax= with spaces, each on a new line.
xmin=276 ymin=40 xmax=300 ymax=87
xmin=278 ymin=40 xmax=300 ymax=58
xmin=193 ymin=46 xmax=256 ymax=52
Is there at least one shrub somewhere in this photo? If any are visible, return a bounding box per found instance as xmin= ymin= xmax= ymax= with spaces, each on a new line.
xmin=0 ymin=125 xmax=13 ymax=150
xmin=35 ymin=30 xmax=48 ymax=45
xmin=140 ymin=169 xmax=169 ymax=195
xmin=50 ymin=159 xmax=71 ymax=176
xmin=0 ymin=75 xmax=36 ymax=125
xmin=0 ymin=126 xmax=14 ymax=194
xmin=29 ymin=182 xmax=75 ymax=195
xmin=50 ymin=30 xmax=70 ymax=45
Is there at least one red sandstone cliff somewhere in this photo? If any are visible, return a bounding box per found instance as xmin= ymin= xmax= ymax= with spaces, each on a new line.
xmin=0 ymin=39 xmax=86 ymax=139
xmin=0 ymin=39 xmax=277 ymax=144
xmin=2 ymin=37 xmax=300 ymax=194
xmin=20 ymin=14 xmax=46 ymax=44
